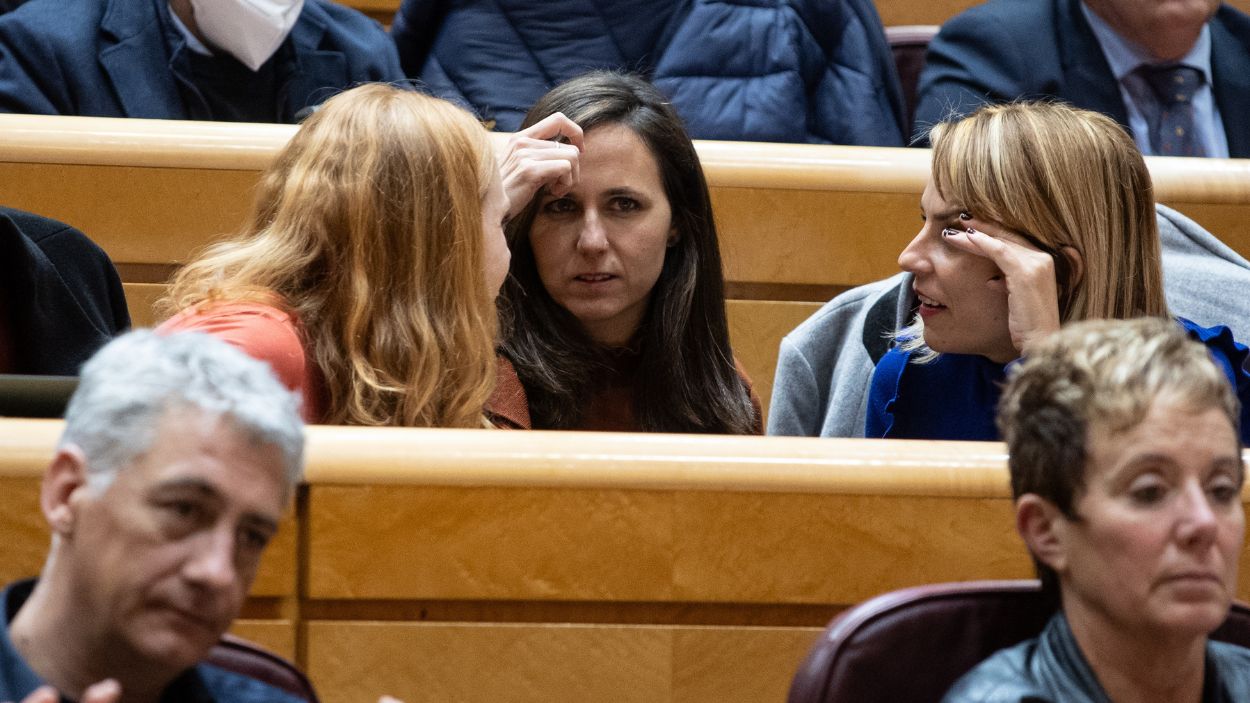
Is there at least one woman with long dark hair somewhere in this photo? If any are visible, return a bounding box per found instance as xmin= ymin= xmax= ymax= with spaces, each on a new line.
xmin=499 ymin=72 xmax=761 ymax=433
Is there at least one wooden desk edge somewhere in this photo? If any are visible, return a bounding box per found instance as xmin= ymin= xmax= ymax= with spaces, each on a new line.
xmin=0 ymin=115 xmax=1248 ymax=201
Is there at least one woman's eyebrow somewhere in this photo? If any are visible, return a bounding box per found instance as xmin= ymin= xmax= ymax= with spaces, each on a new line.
xmin=605 ymin=186 xmax=644 ymax=197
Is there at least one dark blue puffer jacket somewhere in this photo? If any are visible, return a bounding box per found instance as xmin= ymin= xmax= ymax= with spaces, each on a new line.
xmin=392 ymin=0 xmax=905 ymax=145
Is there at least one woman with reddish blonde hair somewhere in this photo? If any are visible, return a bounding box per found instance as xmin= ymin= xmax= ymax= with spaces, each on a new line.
xmin=160 ymin=83 xmax=517 ymax=428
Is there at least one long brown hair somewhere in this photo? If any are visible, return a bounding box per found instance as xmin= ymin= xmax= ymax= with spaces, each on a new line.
xmin=162 ymin=84 xmax=499 ymax=427
xmin=500 ymin=72 xmax=756 ymax=433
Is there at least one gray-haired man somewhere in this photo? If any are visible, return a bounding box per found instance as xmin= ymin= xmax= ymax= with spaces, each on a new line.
xmin=0 ymin=330 xmax=305 ymax=703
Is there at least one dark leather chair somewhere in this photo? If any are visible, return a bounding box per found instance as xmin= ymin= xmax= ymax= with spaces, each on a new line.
xmin=206 ymin=635 xmax=319 ymax=702
xmin=885 ymin=25 xmax=939 ymax=139
xmin=787 ymin=580 xmax=1250 ymax=703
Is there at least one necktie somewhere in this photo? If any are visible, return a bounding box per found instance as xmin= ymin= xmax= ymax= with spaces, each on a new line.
xmin=1135 ymin=64 xmax=1205 ymax=157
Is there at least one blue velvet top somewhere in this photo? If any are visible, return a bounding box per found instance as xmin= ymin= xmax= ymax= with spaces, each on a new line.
xmin=867 ymin=318 xmax=1250 ymax=443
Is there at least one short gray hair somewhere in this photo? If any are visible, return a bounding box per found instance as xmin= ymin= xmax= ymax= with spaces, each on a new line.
xmin=59 ymin=330 xmax=305 ymax=490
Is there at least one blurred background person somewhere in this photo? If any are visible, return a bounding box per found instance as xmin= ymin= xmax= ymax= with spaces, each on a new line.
xmin=0 ymin=206 xmax=128 ymax=375
xmin=0 ymin=0 xmax=402 ymax=121
xmin=391 ymin=0 xmax=905 ymax=145
xmin=914 ymin=0 xmax=1250 ymax=157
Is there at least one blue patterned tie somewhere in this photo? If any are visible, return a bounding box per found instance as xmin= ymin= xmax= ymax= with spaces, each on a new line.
xmin=1136 ymin=64 xmax=1204 ymax=157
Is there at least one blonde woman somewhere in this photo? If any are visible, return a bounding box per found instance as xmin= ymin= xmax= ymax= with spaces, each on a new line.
xmin=865 ymin=101 xmax=1250 ymax=440
xmin=159 ymin=84 xmax=521 ymax=428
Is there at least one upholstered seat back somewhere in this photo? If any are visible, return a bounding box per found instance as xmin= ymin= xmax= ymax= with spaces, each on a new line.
xmin=788 ymin=580 xmax=1250 ymax=703
xmin=207 ymin=635 xmax=319 ymax=702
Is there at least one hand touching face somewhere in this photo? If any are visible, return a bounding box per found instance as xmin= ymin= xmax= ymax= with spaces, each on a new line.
xmin=898 ymin=180 xmax=1075 ymax=362
xmin=528 ymin=124 xmax=675 ymax=347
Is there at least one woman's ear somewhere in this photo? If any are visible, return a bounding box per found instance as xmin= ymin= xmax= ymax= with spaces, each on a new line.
xmin=42 ymin=445 xmax=90 ymax=537
xmin=1060 ymin=245 xmax=1084 ymax=289
xmin=1016 ymin=493 xmax=1069 ymax=575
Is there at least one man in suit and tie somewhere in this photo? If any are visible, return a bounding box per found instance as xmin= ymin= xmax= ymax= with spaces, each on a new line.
xmin=913 ymin=0 xmax=1250 ymax=158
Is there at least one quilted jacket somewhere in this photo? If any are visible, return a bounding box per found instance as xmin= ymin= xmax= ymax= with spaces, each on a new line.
xmin=392 ymin=0 xmax=905 ymax=145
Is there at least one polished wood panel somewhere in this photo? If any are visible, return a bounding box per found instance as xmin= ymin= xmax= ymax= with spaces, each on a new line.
xmin=305 ymin=621 xmax=819 ymax=703
xmin=1 ymin=116 xmax=1247 ymax=294
xmin=0 ymin=161 xmax=253 ymax=266
xmin=230 ymin=620 xmax=297 ymax=661
xmin=124 ymin=282 xmax=168 ymax=328
xmin=5 ymin=418 xmax=1250 ymax=700
xmin=297 ymin=426 xmax=1250 ymax=601
xmin=0 ymin=478 xmax=50 ymax=585
xmin=726 ymin=300 xmax=823 ymax=419
xmin=672 ymin=627 xmax=823 ymax=703
xmin=296 ymin=427 xmax=1250 ymax=700
xmin=301 ymin=427 xmax=1012 ymax=493
xmin=334 ymin=0 xmax=393 ymax=23
xmin=305 ymin=485 xmax=1030 ymax=604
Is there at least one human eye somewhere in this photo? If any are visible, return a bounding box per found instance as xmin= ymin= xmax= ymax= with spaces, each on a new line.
xmin=540 ymin=197 xmax=576 ymax=215
xmin=1127 ymin=474 xmax=1168 ymax=506
xmin=609 ymin=196 xmax=641 ymax=213
xmin=1207 ymin=473 xmax=1242 ymax=505
xmin=239 ymin=526 xmax=273 ymax=553
xmin=165 ymin=499 xmax=199 ymax=519
xmin=152 ymin=497 xmax=205 ymax=536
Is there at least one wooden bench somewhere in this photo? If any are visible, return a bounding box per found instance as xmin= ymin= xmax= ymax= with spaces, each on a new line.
xmin=2 ymin=114 xmax=1249 ymax=418
xmin=3 ymin=420 xmax=1250 ymax=701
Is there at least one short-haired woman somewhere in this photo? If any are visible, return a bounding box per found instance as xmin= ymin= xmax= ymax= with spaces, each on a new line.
xmin=946 ymin=317 xmax=1250 ymax=701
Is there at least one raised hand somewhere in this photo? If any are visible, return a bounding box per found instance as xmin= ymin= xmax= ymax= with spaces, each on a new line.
xmin=499 ymin=112 xmax=584 ymax=219
xmin=8 ymin=680 xmax=120 ymax=703
xmin=941 ymin=215 xmax=1066 ymax=357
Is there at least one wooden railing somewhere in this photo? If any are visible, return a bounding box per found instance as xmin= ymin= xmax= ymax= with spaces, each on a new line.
xmin=3 ymin=420 xmax=1250 ymax=701
xmin=2 ymin=114 xmax=1250 ymax=418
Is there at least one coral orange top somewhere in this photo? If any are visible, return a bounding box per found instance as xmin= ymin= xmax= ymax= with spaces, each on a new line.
xmin=160 ymin=300 xmax=529 ymax=428
xmin=159 ymin=301 xmax=327 ymax=423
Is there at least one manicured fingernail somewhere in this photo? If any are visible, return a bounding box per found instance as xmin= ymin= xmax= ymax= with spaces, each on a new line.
xmin=86 ymin=679 xmax=121 ymax=697
xmin=965 ymin=227 xmax=979 ymax=235
xmin=942 ymin=228 xmax=960 ymax=237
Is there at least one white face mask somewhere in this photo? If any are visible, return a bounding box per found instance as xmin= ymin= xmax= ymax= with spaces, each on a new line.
xmin=187 ymin=0 xmax=305 ymax=71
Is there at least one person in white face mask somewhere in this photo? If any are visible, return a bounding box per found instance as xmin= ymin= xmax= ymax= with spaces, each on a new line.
xmin=0 ymin=0 xmax=402 ymax=122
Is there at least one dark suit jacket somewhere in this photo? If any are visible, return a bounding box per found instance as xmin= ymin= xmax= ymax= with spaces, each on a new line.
xmin=0 ymin=207 xmax=129 ymax=375
xmin=0 ymin=0 xmax=402 ymax=121
xmin=913 ymin=0 xmax=1250 ymax=157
